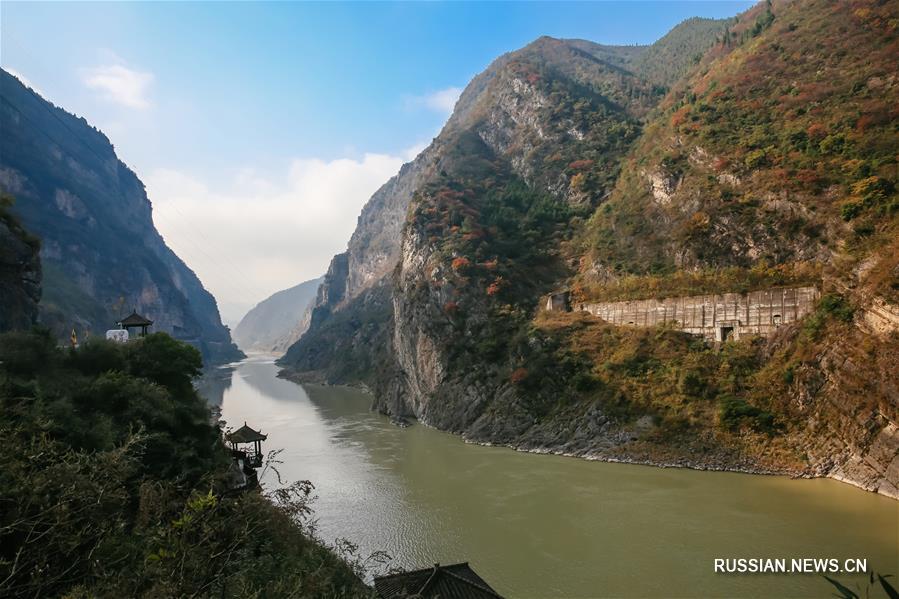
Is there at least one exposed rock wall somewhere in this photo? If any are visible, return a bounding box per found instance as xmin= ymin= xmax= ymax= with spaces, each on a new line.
xmin=0 ymin=69 xmax=242 ymax=363
xmin=343 ymin=152 xmax=437 ymax=302
xmin=858 ymin=297 xmax=899 ymax=337
xmin=282 ymin=8 xmax=899 ymax=501
xmin=787 ymin=325 xmax=899 ymax=500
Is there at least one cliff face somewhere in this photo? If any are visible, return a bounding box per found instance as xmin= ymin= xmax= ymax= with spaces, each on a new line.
xmin=233 ymin=276 xmax=323 ymax=353
xmin=284 ymin=34 xmax=666 ymax=383
xmin=283 ymin=1 xmax=899 ymax=497
xmin=0 ymin=70 xmax=242 ymax=363
xmin=0 ymin=198 xmax=41 ymax=332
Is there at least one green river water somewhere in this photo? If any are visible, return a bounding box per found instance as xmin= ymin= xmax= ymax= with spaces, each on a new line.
xmin=208 ymin=356 xmax=898 ymax=598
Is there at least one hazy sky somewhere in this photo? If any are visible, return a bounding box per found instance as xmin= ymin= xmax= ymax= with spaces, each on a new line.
xmin=1 ymin=1 xmax=752 ymax=325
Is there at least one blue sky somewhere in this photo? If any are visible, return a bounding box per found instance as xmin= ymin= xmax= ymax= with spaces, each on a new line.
xmin=2 ymin=1 xmax=753 ymax=324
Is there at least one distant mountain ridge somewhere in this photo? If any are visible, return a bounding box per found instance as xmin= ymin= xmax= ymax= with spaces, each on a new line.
xmin=233 ymin=276 xmax=323 ymax=353
xmin=0 ymin=69 xmax=243 ymax=363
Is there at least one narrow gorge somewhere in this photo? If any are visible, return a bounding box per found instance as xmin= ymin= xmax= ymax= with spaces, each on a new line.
xmin=282 ymin=0 xmax=899 ymax=499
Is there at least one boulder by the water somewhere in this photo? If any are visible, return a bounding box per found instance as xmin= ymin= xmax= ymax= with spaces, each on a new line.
xmin=390 ymin=416 xmax=411 ymax=428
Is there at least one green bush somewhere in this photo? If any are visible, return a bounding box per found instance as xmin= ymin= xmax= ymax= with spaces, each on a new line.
xmin=125 ymin=332 xmax=203 ymax=393
xmin=841 ymin=201 xmax=863 ymax=221
xmin=678 ymin=370 xmax=707 ymax=397
xmin=819 ymin=293 xmax=854 ymax=322
xmin=804 ymin=294 xmax=854 ymax=338
xmin=718 ymin=395 xmax=776 ymax=432
xmin=0 ymin=331 xmax=372 ymax=597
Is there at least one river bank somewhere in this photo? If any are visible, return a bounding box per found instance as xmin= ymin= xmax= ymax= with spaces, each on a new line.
xmin=221 ymin=358 xmax=899 ymax=598
xmin=279 ymin=364 xmax=898 ymax=500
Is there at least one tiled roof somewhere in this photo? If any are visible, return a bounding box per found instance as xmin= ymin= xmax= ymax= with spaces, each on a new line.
xmin=117 ymin=311 xmax=153 ymax=326
xmin=226 ymin=423 xmax=267 ymax=443
xmin=374 ymin=562 xmax=503 ymax=599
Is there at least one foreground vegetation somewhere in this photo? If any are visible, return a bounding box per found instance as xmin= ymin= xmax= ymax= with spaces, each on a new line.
xmin=0 ymin=331 xmax=371 ymax=598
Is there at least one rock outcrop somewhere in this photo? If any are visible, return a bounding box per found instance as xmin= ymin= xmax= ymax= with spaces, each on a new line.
xmin=282 ymin=1 xmax=899 ymax=498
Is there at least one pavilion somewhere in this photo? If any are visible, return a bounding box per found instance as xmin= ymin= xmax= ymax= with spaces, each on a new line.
xmin=374 ymin=562 xmax=503 ymax=599
xmin=116 ymin=311 xmax=153 ymax=338
xmin=226 ymin=422 xmax=267 ymax=468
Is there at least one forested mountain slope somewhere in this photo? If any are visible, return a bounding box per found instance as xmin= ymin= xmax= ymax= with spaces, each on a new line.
xmin=0 ymin=70 xmax=243 ymax=363
xmin=0 ymin=197 xmax=41 ymax=332
xmin=283 ymin=0 xmax=899 ymax=497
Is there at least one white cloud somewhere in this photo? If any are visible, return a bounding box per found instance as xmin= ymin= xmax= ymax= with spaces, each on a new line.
xmin=83 ymin=63 xmax=154 ymax=109
xmin=401 ymin=141 xmax=428 ymax=161
xmin=145 ymin=152 xmax=407 ymax=324
xmin=407 ymin=86 xmax=462 ymax=116
xmin=5 ymin=68 xmax=47 ymax=99
xmin=425 ymin=86 xmax=462 ymax=113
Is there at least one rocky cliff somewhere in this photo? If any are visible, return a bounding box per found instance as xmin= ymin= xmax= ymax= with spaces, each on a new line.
xmin=0 ymin=197 xmax=41 ymax=332
xmin=233 ymin=276 xmax=323 ymax=353
xmin=283 ymin=0 xmax=899 ymax=498
xmin=0 ymin=69 xmax=243 ymax=363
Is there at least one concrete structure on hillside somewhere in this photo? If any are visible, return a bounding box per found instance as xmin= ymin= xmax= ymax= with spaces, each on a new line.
xmin=545 ymin=290 xmax=571 ymax=312
xmin=555 ymin=286 xmax=820 ymax=343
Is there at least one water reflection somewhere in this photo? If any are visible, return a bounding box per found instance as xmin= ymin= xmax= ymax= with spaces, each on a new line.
xmin=214 ymin=356 xmax=898 ymax=598
xmin=195 ymin=363 xmax=234 ymax=407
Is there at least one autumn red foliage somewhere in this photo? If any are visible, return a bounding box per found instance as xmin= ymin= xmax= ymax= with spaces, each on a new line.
xmin=486 ymin=277 xmax=505 ymax=296
xmin=510 ymin=367 xmax=529 ymax=384
xmin=567 ymin=159 xmax=594 ymax=171
xmin=451 ymin=256 xmax=471 ymax=271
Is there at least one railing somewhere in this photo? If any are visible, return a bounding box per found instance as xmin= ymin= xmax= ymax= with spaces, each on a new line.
xmin=232 ymin=448 xmax=263 ymax=469
xmin=246 ymin=451 xmax=263 ymax=468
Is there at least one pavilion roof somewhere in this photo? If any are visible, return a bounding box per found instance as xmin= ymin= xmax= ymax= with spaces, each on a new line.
xmin=227 ymin=423 xmax=267 ymax=444
xmin=117 ymin=311 xmax=153 ymax=327
xmin=374 ymin=562 xmax=503 ymax=599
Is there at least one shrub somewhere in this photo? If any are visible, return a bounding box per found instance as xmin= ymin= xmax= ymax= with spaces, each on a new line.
xmin=125 ymin=332 xmax=203 ymax=394
xmin=510 ymin=367 xmax=529 ymax=384
xmin=679 ymin=370 xmax=706 ymax=397
xmin=841 ymin=200 xmax=863 ymax=221
xmin=568 ymin=159 xmax=594 ymax=171
xmin=0 ymin=330 xmax=372 ymax=597
xmin=0 ymin=329 xmax=57 ymax=377
xmin=486 ymin=277 xmax=505 ymax=296
xmin=744 ymin=149 xmax=768 ymax=169
xmin=804 ymin=294 xmax=854 ymax=339
xmin=451 ymin=256 xmax=471 ymax=271
xmin=67 ymin=338 xmax=126 ymax=376
xmin=820 ymin=294 xmax=854 ymax=322
xmin=718 ymin=395 xmax=775 ymax=432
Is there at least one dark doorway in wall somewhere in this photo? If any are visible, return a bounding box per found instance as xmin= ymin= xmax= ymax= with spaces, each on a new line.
xmin=773 ymin=314 xmax=782 ymax=326
xmin=720 ymin=326 xmax=734 ymax=341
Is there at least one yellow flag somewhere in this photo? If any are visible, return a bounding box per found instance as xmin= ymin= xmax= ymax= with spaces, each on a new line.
xmin=70 ymin=328 xmax=78 ymax=347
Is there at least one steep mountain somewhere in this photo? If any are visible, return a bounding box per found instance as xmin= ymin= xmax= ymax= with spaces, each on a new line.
xmin=233 ymin=276 xmax=323 ymax=352
xmin=0 ymin=196 xmax=41 ymax=332
xmin=0 ymin=70 xmax=243 ymax=363
xmin=572 ymin=0 xmax=899 ymax=494
xmin=283 ymin=0 xmax=899 ymax=497
xmin=283 ymin=35 xmax=661 ymax=381
xmin=630 ymin=17 xmax=730 ymax=90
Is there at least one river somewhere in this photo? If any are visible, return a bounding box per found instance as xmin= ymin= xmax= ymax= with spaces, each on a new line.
xmin=204 ymin=355 xmax=898 ymax=598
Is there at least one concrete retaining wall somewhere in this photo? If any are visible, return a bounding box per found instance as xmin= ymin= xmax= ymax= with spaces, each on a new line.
xmin=576 ymin=286 xmax=820 ymax=342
